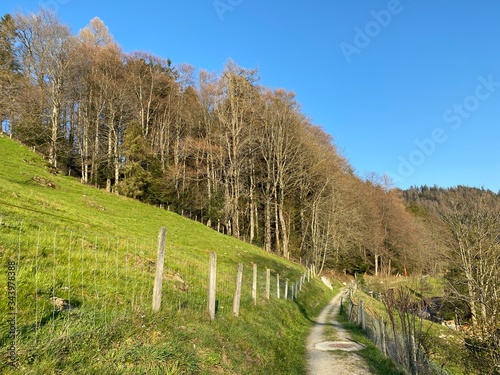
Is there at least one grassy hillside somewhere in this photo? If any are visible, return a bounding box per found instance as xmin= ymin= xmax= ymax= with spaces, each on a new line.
xmin=0 ymin=135 xmax=338 ymax=374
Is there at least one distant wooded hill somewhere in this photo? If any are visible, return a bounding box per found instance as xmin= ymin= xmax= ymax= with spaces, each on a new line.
xmin=402 ymin=185 xmax=500 ymax=372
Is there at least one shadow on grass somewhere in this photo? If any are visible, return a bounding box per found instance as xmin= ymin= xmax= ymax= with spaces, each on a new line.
xmin=293 ymin=299 xmax=315 ymax=323
xmin=0 ymin=299 xmax=85 ymax=349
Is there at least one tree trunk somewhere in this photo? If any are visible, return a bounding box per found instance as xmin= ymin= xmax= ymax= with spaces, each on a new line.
xmin=278 ymin=194 xmax=289 ymax=259
xmin=249 ymin=170 xmax=255 ymax=243
xmin=91 ymin=115 xmax=99 ymax=185
xmin=113 ymin=124 xmax=119 ymax=194
xmin=264 ymin=195 xmax=272 ymax=252
xmin=274 ymin=196 xmax=280 ymax=255
xmin=106 ymin=115 xmax=114 ymax=192
xmin=49 ymin=78 xmax=62 ymax=169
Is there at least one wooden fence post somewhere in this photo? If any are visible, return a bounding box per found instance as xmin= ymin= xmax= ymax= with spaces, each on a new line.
xmin=379 ymin=317 xmax=386 ymax=356
xmin=358 ymin=300 xmax=366 ymax=331
xmin=252 ymin=263 xmax=257 ymax=305
xmin=266 ymin=268 xmax=271 ymax=300
xmin=276 ymin=274 xmax=280 ymax=299
xmin=208 ymin=252 xmax=217 ymax=320
xmin=285 ymin=279 xmax=289 ymax=300
xmin=152 ymin=227 xmax=166 ymax=313
xmin=233 ymin=263 xmax=243 ymax=317
xmin=357 ymin=299 xmax=361 ymax=324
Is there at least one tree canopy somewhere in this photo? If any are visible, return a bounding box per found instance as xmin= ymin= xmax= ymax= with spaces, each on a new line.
xmin=0 ymin=10 xmax=456 ymax=277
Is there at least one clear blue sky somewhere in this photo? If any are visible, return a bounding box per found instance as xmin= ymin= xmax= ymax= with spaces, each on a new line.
xmin=3 ymin=1 xmax=500 ymax=192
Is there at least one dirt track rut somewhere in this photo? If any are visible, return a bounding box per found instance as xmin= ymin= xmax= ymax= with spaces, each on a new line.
xmin=306 ymin=290 xmax=373 ymax=375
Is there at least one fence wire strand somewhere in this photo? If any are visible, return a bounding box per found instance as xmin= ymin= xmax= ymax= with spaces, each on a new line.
xmin=345 ymin=285 xmax=451 ymax=375
xmin=1 ymin=222 xmax=313 ymax=367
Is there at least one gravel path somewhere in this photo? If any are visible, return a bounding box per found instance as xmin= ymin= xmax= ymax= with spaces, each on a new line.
xmin=306 ymin=290 xmax=373 ymax=375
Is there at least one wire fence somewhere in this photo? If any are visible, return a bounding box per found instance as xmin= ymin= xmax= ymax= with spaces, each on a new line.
xmin=344 ymin=283 xmax=450 ymax=375
xmin=1 ymin=221 xmax=312 ymax=367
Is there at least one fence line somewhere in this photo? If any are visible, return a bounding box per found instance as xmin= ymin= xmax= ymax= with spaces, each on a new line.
xmin=1 ymin=223 xmax=315 ymax=364
xmin=344 ymin=283 xmax=450 ymax=375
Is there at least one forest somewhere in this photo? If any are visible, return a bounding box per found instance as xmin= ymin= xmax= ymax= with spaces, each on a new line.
xmin=1 ymin=10 xmax=499 ymax=372
xmin=0 ymin=10 xmax=440 ymax=275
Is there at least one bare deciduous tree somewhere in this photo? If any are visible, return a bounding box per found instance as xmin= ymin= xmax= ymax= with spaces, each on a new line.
xmin=440 ymin=188 xmax=500 ymax=372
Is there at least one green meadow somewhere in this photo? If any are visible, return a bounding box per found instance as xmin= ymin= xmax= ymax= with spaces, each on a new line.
xmin=0 ymin=135 xmax=337 ymax=374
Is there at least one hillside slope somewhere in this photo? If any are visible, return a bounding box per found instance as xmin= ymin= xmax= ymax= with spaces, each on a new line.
xmin=0 ymin=135 xmax=336 ymax=374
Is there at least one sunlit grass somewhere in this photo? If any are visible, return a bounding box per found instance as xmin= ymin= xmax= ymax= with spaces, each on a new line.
xmin=0 ymin=135 xmax=336 ymax=374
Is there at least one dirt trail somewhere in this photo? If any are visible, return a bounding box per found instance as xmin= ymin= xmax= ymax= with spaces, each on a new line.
xmin=306 ymin=290 xmax=373 ymax=375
